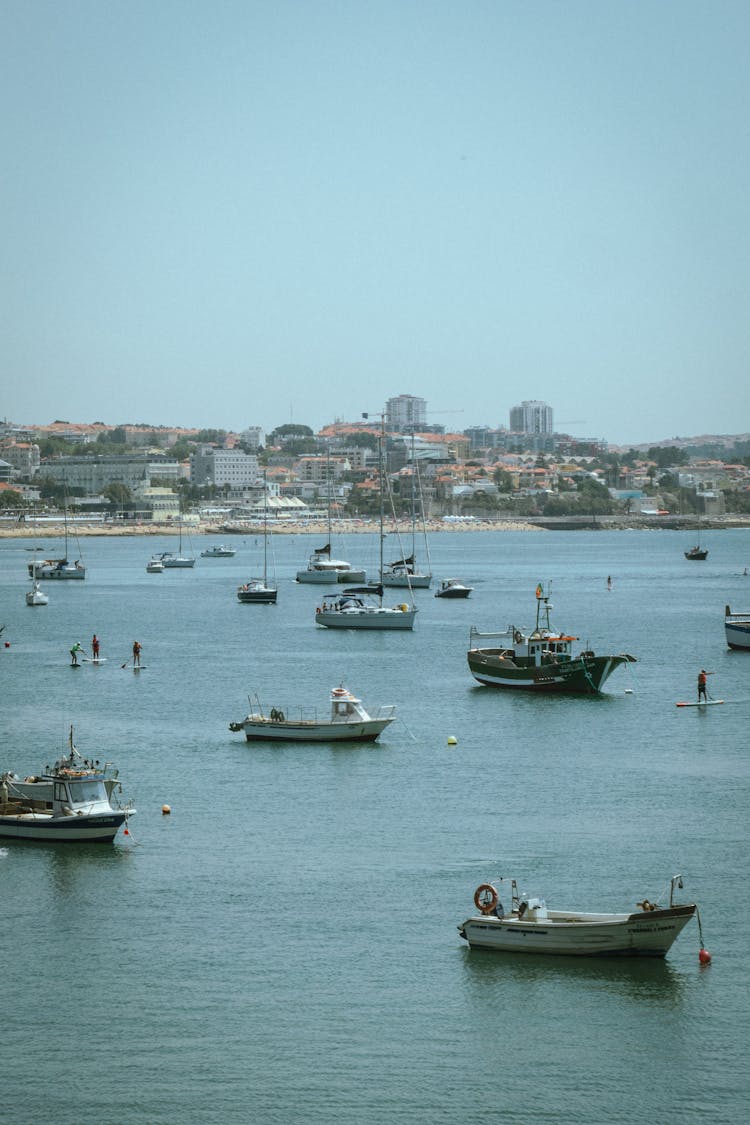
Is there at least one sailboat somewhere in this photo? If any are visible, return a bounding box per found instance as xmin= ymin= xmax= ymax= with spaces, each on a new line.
xmin=26 ymin=578 xmax=49 ymax=606
xmin=237 ymin=474 xmax=277 ymax=604
xmin=315 ymin=429 xmax=417 ymax=630
xmin=381 ymin=434 xmax=432 ymax=589
xmin=296 ymin=446 xmax=366 ymax=584
xmin=159 ymin=519 xmax=195 ymax=568
xmin=28 ymin=496 xmax=86 ymax=579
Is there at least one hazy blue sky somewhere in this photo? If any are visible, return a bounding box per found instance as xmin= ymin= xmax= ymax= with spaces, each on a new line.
xmin=2 ymin=1 xmax=748 ymax=445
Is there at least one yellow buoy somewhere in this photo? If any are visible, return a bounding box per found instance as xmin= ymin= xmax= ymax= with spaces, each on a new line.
xmin=161 ymin=804 xmax=171 ymax=815
xmin=447 ymin=736 xmax=458 ymax=746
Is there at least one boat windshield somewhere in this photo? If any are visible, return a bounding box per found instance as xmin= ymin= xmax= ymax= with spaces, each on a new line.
xmin=68 ymin=779 xmax=108 ymax=804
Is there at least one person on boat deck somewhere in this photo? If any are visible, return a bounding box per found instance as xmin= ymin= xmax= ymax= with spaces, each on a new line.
xmin=91 ymin=634 xmax=100 ymax=660
xmin=70 ymin=641 xmax=85 ymax=666
xmin=132 ymin=640 xmax=142 ymax=667
xmin=697 ymin=669 xmax=714 ymax=702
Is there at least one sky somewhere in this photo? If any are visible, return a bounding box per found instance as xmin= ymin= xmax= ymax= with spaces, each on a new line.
xmin=2 ymin=0 xmax=748 ymax=446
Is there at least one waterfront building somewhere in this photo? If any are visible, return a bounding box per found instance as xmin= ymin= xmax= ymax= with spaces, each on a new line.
xmin=190 ymin=445 xmax=261 ymax=489
xmin=37 ymin=454 xmax=180 ymax=492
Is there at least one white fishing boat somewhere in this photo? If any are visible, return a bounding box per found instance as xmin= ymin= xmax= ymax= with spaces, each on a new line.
xmin=237 ymin=475 xmax=277 ymax=604
xmin=0 ymin=728 xmax=134 ymax=843
xmin=27 ymin=502 xmax=86 ymax=579
xmin=381 ymin=436 xmax=432 ymax=588
xmin=435 ymin=577 xmax=473 ymax=599
xmin=459 ymin=875 xmax=700 ymax=958
xmin=725 ymin=605 xmax=750 ymax=650
xmin=146 ymin=556 xmax=165 ymax=573
xmin=296 ymin=447 xmax=366 ymax=584
xmin=201 ymin=544 xmax=236 ymax=557
xmin=229 ymin=685 xmax=396 ymax=742
xmin=25 ymin=579 xmax=49 ymax=606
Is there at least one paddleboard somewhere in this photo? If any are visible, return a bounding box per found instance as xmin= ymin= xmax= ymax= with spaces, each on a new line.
xmin=83 ymin=657 xmax=107 ymax=664
xmin=675 ymin=700 xmax=724 ymax=708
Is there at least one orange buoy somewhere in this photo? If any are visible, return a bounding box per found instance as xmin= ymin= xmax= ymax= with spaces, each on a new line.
xmin=699 ymin=948 xmax=712 ymax=965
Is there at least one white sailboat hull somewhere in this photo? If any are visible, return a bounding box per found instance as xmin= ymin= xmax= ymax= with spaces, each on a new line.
xmin=381 ymin=572 xmax=431 ymax=588
xmin=315 ymin=605 xmax=417 ymax=629
xmin=29 ymin=560 xmax=85 ymax=579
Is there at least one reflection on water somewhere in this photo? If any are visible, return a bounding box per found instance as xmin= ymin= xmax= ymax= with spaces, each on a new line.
xmin=460 ymin=944 xmax=688 ymax=1006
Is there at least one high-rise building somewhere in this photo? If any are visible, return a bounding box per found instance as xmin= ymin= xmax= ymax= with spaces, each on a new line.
xmin=386 ymin=394 xmax=426 ymax=432
xmin=509 ymin=400 xmax=554 ymax=434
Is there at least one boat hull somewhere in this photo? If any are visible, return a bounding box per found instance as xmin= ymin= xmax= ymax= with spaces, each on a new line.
xmin=296 ymin=568 xmax=367 ymax=584
xmin=381 ymin=572 xmax=431 ymax=589
xmin=315 ymin=607 xmax=416 ymax=629
xmin=0 ymin=811 xmax=127 ymax=843
xmin=436 ymin=587 xmax=471 ymax=598
xmin=242 ymin=718 xmax=393 ymax=742
xmin=29 ymin=561 xmax=85 ymax=579
xmin=725 ymin=617 xmax=750 ymax=650
xmin=238 ymin=587 xmax=278 ymax=604
xmin=161 ymin=558 xmax=195 ymax=568
xmin=467 ymin=650 xmax=631 ymax=693
xmin=459 ymin=904 xmax=696 ymax=957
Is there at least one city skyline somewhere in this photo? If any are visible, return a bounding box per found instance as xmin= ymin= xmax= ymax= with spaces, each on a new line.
xmin=3 ymin=2 xmax=747 ymax=445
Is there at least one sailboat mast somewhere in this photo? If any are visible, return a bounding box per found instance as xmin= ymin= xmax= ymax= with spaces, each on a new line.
xmin=263 ymin=471 xmax=268 ymax=583
xmin=378 ymin=425 xmax=385 ymax=583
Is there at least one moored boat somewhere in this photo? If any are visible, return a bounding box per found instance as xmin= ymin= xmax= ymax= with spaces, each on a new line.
xmin=467 ymin=584 xmax=635 ymax=693
xmin=237 ymin=473 xmax=277 ymax=604
xmin=27 ymin=502 xmax=86 ymax=579
xmin=229 ymin=685 xmax=396 ymax=742
xmin=201 ymin=544 xmax=236 ymax=557
xmin=0 ymin=728 xmax=134 ymax=843
xmin=315 ymin=586 xmax=417 ymax=629
xmin=26 ymin=579 xmax=49 ymax=606
xmin=685 ymin=545 xmax=708 ymax=560
xmin=435 ymin=577 xmax=472 ymax=599
xmin=458 ymin=874 xmax=699 ymax=958
xmin=146 ymin=556 xmax=164 ymax=573
xmin=725 ymin=605 xmax=750 ymax=650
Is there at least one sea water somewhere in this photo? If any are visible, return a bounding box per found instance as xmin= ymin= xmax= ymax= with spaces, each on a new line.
xmin=1 ymin=529 xmax=749 ymax=1124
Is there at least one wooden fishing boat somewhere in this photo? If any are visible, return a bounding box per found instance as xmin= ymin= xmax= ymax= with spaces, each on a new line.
xmin=459 ymin=875 xmax=699 ymax=958
xmin=467 ymin=584 xmax=635 ymax=693
xmin=229 ymin=686 xmax=395 ymax=742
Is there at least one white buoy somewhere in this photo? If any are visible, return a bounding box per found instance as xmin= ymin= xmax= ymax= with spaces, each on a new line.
xmin=447 ymin=736 xmax=457 ymax=746
xmin=625 ymin=688 xmax=633 ymax=694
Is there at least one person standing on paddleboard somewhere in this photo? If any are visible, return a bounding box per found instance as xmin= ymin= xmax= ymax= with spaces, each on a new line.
xmin=70 ymin=641 xmax=85 ymax=666
xmin=92 ymin=634 xmax=100 ymax=661
xmin=132 ymin=640 xmax=142 ymax=668
xmin=697 ymin=669 xmax=714 ymax=702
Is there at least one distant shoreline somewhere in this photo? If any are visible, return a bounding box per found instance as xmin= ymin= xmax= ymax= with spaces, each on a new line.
xmin=2 ymin=516 xmax=749 ymax=538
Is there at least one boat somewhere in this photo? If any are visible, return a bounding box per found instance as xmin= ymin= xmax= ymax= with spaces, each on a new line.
xmin=458 ymin=874 xmax=699 ymax=958
xmin=27 ymin=501 xmax=86 ymax=580
xmin=685 ymin=546 xmax=708 ymax=560
xmin=237 ymin=475 xmax=277 ymax=604
xmin=435 ymin=577 xmax=473 ymax=599
xmin=725 ymin=605 xmax=750 ymax=650
xmin=0 ymin=728 xmax=135 ymax=843
xmin=229 ymin=685 xmax=396 ymax=742
xmin=296 ymin=447 xmax=366 ymax=584
xmin=157 ymin=523 xmax=195 ymax=568
xmin=201 ymin=544 xmax=236 ymax=557
xmin=381 ymin=436 xmax=432 ymax=588
xmin=146 ymin=556 xmax=165 ymax=573
xmin=25 ymin=579 xmax=49 ymax=606
xmin=466 ymin=584 xmax=635 ymax=692
xmin=314 ymin=430 xmax=417 ymax=629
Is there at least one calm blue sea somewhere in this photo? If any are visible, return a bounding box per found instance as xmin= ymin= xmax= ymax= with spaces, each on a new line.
xmin=2 ymin=528 xmax=749 ymax=1124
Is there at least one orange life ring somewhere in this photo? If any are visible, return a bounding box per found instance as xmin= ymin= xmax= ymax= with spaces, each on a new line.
xmin=474 ymin=883 xmax=498 ymax=915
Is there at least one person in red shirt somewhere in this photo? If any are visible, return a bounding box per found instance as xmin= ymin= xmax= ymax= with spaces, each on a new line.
xmin=697 ymin=669 xmax=713 ymax=702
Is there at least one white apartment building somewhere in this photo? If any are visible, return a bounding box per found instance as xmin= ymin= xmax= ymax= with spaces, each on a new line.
xmin=240 ymin=426 xmax=265 ymax=450
xmin=386 ymin=394 xmax=427 ymax=432
xmin=190 ymin=445 xmax=261 ymax=488
xmin=509 ymin=400 xmax=554 ymax=434
xmin=38 ymin=455 xmax=180 ymax=491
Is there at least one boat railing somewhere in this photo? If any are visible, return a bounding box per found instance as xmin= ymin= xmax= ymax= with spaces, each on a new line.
xmin=469 ymin=625 xmax=513 ymax=646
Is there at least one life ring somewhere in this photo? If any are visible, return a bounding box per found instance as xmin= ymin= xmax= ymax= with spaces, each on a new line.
xmin=332 ymin=688 xmax=347 ymax=696
xmin=513 ymin=630 xmax=522 ymax=645
xmin=474 ymin=883 xmax=498 ymax=915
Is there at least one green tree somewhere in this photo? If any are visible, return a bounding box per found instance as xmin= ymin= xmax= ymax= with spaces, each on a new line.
xmin=103 ymin=483 xmax=134 ymax=508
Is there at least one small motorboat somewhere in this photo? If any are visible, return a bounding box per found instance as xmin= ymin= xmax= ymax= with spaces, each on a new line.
xmin=146 ymin=557 xmax=164 ymax=573
xmin=0 ymin=728 xmax=135 ymax=843
xmin=458 ymin=874 xmax=700 ymax=958
xmin=435 ymin=578 xmax=473 ymax=599
xmin=201 ymin=544 xmax=236 ymax=557
xmin=230 ymin=685 xmax=396 ymax=742
xmin=25 ymin=579 xmax=49 ymax=606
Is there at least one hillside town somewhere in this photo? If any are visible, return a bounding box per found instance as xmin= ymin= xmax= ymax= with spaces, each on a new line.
xmin=1 ymin=394 xmax=749 ymax=532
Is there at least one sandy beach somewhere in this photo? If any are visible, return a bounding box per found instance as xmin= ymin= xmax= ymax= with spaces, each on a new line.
xmin=0 ymin=518 xmax=543 ymax=538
